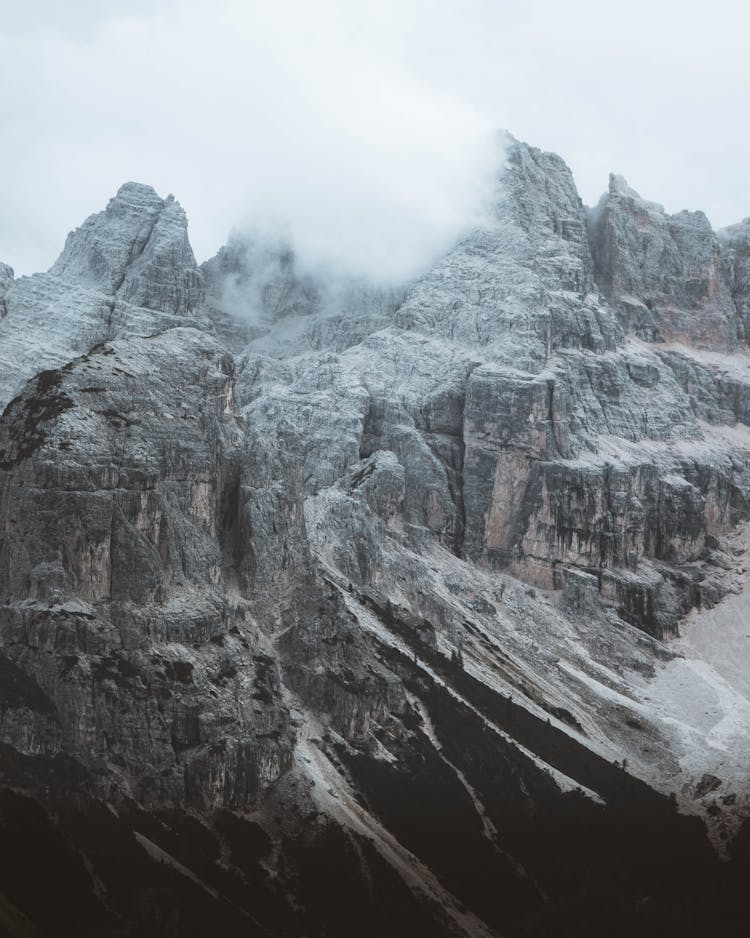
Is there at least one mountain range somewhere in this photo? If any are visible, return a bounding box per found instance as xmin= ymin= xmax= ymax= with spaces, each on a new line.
xmin=1 ymin=136 xmax=750 ymax=936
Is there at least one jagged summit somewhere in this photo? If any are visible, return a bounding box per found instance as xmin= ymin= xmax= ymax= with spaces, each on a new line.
xmin=116 ymin=180 xmax=167 ymax=199
xmin=2 ymin=138 xmax=750 ymax=937
xmin=0 ymin=261 xmax=12 ymax=322
xmin=50 ymin=181 xmax=201 ymax=312
xmin=51 ymin=182 xmax=166 ymax=285
xmin=394 ymin=137 xmax=609 ymax=366
xmin=720 ymin=216 xmax=750 ymax=237
xmin=588 ymin=166 xmax=741 ymax=347
xmin=0 ymin=181 xmax=205 ymax=411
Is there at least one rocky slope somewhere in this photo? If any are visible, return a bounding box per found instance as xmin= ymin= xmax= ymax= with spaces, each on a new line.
xmin=1 ymin=138 xmax=750 ymax=937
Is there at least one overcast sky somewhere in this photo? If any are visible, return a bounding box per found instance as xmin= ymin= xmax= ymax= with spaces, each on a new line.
xmin=1 ymin=0 xmax=749 ymax=279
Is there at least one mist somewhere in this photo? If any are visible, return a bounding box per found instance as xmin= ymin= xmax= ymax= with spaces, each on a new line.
xmin=1 ymin=0 xmax=749 ymax=280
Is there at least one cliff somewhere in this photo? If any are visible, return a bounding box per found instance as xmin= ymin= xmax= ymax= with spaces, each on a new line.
xmin=1 ymin=138 xmax=750 ymax=937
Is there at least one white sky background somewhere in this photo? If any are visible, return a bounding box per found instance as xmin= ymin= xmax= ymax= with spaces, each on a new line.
xmin=1 ymin=0 xmax=749 ymax=279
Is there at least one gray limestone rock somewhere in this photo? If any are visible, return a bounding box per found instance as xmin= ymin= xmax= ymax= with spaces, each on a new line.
xmin=0 ymin=261 xmax=12 ymax=320
xmin=395 ymin=137 xmax=620 ymax=364
xmin=0 ymin=329 xmax=293 ymax=807
xmin=589 ymin=174 xmax=739 ymax=348
xmin=720 ymin=217 xmax=750 ymax=339
xmin=2 ymin=137 xmax=750 ymax=937
xmin=0 ymin=183 xmax=206 ymax=412
xmin=51 ymin=183 xmax=203 ymax=313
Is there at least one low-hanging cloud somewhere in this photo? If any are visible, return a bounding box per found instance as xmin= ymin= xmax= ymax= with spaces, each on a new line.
xmin=1 ymin=0 xmax=749 ymax=280
xmin=0 ymin=0 xmax=503 ymax=281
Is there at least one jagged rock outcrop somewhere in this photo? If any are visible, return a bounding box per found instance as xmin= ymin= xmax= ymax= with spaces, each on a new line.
xmin=0 ymin=183 xmax=206 ymax=412
xmin=395 ymin=138 xmax=619 ymax=362
xmin=224 ymin=138 xmax=750 ymax=635
xmin=588 ymin=174 xmax=740 ymax=348
xmin=2 ymin=140 xmax=750 ymax=938
xmin=50 ymin=183 xmax=203 ymax=315
xmin=720 ymin=217 xmax=750 ymax=338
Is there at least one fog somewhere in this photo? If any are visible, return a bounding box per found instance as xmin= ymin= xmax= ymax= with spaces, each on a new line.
xmin=1 ymin=1 xmax=749 ymax=280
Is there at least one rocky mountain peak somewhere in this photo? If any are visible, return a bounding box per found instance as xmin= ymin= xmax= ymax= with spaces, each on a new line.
xmin=503 ymin=139 xmax=593 ymax=270
xmin=2 ymin=137 xmax=750 ymax=938
xmin=720 ymin=216 xmax=750 ymax=240
xmin=391 ymin=138 xmax=617 ymax=375
xmin=0 ymin=182 xmax=208 ymax=411
xmin=589 ymin=172 xmax=738 ymax=348
xmin=202 ymin=234 xmax=320 ymax=324
xmin=718 ymin=216 xmax=750 ymax=343
xmin=51 ymin=182 xmax=166 ymax=288
xmin=49 ymin=181 xmax=202 ymax=314
xmin=606 ymin=172 xmax=663 ymax=209
xmin=201 ymin=234 xmax=407 ymax=358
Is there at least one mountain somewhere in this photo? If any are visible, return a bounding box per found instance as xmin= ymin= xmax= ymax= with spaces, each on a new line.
xmin=1 ymin=137 xmax=750 ymax=937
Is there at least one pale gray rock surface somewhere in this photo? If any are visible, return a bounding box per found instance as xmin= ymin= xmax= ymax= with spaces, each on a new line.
xmin=0 ymin=261 xmax=12 ymax=293
xmin=0 ymin=261 xmax=12 ymax=319
xmin=720 ymin=217 xmax=750 ymax=338
xmin=589 ymin=174 xmax=739 ymax=347
xmin=230 ymin=138 xmax=750 ymax=636
xmin=0 ymin=183 xmax=206 ymax=412
xmin=2 ymin=144 xmax=750 ymax=937
xmin=394 ymin=139 xmax=619 ymax=371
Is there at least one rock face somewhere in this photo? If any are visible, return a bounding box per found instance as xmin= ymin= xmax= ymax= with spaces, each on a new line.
xmin=589 ymin=174 xmax=739 ymax=348
xmin=0 ymin=329 xmax=293 ymax=808
xmin=229 ymin=138 xmax=750 ymax=637
xmin=2 ymin=141 xmax=750 ymax=937
xmin=0 ymin=183 xmax=204 ymax=411
xmin=0 ymin=261 xmax=12 ymax=312
xmin=50 ymin=183 xmax=203 ymax=315
xmin=720 ymin=217 xmax=750 ymax=338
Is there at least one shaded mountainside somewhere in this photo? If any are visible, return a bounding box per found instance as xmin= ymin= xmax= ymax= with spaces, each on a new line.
xmin=2 ymin=137 xmax=750 ymax=936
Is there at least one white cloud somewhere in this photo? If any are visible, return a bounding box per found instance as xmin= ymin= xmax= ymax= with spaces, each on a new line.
xmin=1 ymin=1 xmax=748 ymax=278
